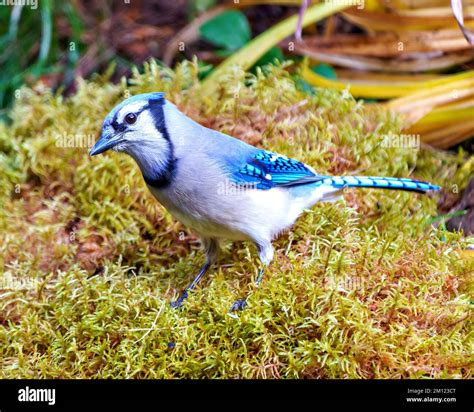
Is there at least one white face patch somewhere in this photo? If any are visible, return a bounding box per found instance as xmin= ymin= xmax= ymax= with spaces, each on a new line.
xmin=125 ymin=110 xmax=164 ymax=143
xmin=116 ymin=101 xmax=148 ymax=124
xmin=119 ymin=109 xmax=171 ymax=179
xmin=113 ymin=105 xmax=165 ymax=148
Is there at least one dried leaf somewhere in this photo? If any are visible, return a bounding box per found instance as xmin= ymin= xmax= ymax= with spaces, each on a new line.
xmin=343 ymin=6 xmax=474 ymax=32
xmin=295 ymin=45 xmax=474 ymax=72
xmin=299 ymin=30 xmax=472 ymax=57
xmin=301 ymin=61 xmax=474 ymax=98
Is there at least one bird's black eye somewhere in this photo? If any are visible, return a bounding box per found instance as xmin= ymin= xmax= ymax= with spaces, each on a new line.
xmin=125 ymin=113 xmax=137 ymax=125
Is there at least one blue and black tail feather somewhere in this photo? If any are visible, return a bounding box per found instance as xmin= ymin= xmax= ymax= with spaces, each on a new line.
xmin=317 ymin=176 xmax=440 ymax=194
xmin=233 ymin=150 xmax=440 ymax=194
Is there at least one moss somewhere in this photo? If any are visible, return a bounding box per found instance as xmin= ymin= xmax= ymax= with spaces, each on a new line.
xmin=0 ymin=60 xmax=472 ymax=378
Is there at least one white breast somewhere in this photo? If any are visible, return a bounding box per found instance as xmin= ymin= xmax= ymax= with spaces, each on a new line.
xmin=148 ymin=178 xmax=339 ymax=245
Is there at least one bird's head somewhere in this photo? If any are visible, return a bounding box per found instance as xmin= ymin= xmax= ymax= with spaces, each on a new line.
xmin=90 ymin=92 xmax=170 ymax=157
xmin=90 ymin=92 xmax=183 ymax=187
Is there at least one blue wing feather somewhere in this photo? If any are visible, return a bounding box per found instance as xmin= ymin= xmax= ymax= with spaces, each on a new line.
xmin=232 ymin=150 xmax=321 ymax=189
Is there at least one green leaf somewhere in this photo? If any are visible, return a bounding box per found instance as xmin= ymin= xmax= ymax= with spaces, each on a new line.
xmin=197 ymin=60 xmax=214 ymax=80
xmin=253 ymin=46 xmax=284 ymax=68
xmin=311 ymin=63 xmax=337 ymax=80
xmin=426 ymin=209 xmax=467 ymax=225
xmin=293 ymin=76 xmax=316 ymax=95
xmin=39 ymin=0 xmax=52 ymax=66
xmin=199 ymin=10 xmax=251 ymax=51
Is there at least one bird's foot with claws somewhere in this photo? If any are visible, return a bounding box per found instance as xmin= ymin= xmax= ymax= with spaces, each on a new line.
xmin=170 ymin=290 xmax=188 ymax=309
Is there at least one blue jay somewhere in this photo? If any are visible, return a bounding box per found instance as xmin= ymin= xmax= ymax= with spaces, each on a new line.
xmin=90 ymin=92 xmax=440 ymax=312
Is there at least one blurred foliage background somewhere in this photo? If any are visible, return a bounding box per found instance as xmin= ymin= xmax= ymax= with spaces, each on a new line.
xmin=1 ymin=1 xmax=472 ymax=144
xmin=0 ymin=0 xmax=294 ymax=111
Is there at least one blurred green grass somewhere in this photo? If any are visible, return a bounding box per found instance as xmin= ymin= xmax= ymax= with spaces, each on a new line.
xmin=0 ymin=1 xmax=84 ymax=114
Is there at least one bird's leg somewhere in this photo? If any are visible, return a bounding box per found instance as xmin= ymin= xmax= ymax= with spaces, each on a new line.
xmin=171 ymin=237 xmax=219 ymax=309
xmin=170 ymin=261 xmax=210 ymax=308
xmin=229 ymin=241 xmax=274 ymax=313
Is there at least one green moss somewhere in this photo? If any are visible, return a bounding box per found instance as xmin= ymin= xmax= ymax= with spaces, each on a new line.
xmin=0 ymin=60 xmax=472 ymax=378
